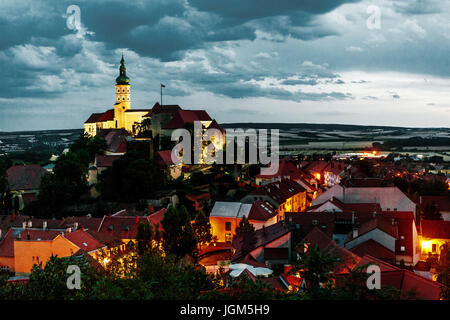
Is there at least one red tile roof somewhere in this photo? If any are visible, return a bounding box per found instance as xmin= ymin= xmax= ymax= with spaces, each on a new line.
xmin=96 ymin=154 xmax=122 ymax=168
xmin=349 ymin=239 xmax=395 ymax=260
xmin=64 ymin=229 xmax=106 ymax=253
xmin=155 ymin=150 xmax=175 ymax=166
xmin=147 ymin=208 xmax=165 ymax=231
xmin=7 ymin=165 xmax=47 ymax=191
xmin=232 ymin=222 xmax=290 ymax=261
xmin=96 ymin=215 xmax=150 ymax=241
xmin=337 ymin=254 xmax=442 ymax=299
xmin=0 ymin=229 xmax=15 ymax=257
xmin=249 ymin=179 xmax=306 ymax=205
xmin=285 ymin=212 xmax=335 ymax=238
xmin=163 ymin=110 xmax=212 ymax=129
xmin=150 ymin=102 xmax=181 ymax=115
xmin=248 ymin=200 xmax=277 ymax=221
xmin=420 ymin=220 xmax=450 ymax=239
xmin=85 ymin=113 xmax=103 ymax=124
xmin=255 ymin=158 xmax=302 ymax=179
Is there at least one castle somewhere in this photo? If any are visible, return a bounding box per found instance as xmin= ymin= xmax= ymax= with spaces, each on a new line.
xmin=84 ymin=56 xmax=152 ymax=136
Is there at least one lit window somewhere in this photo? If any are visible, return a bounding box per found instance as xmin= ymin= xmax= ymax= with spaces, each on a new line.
xmin=400 ymin=246 xmax=405 ymax=252
xmin=225 ymin=233 xmax=232 ymax=243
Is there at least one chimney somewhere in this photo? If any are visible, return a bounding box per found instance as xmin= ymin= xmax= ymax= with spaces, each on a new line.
xmin=43 ymin=221 xmax=47 ymax=230
xmin=352 ymin=226 xmax=358 ymax=239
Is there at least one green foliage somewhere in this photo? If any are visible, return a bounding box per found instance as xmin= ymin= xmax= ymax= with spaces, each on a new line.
xmin=136 ymin=252 xmax=214 ymax=299
xmin=98 ymin=151 xmax=155 ymax=202
xmin=235 ymin=215 xmax=255 ymax=238
xmin=200 ymin=275 xmax=285 ymax=300
xmin=192 ymin=209 xmax=212 ymax=246
xmin=161 ymin=205 xmax=197 ymax=259
xmin=294 ymin=244 xmax=340 ymax=291
xmin=136 ymin=222 xmax=161 ymax=255
xmin=0 ymin=156 xmax=10 ymax=214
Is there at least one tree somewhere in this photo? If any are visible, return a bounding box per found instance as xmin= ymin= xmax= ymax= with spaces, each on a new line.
xmin=161 ymin=205 xmax=197 ymax=259
xmin=192 ymin=210 xmax=212 ymax=247
xmin=422 ymin=201 xmax=443 ymax=220
xmin=98 ymin=151 xmax=155 ymax=202
xmin=294 ymin=244 xmax=340 ymax=292
xmin=0 ymin=156 xmax=10 ymax=214
xmin=235 ymin=216 xmax=255 ymax=238
xmin=136 ymin=222 xmax=162 ymax=255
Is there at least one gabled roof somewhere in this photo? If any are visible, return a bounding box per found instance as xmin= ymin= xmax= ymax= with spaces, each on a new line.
xmin=95 ymin=154 xmax=122 ymax=168
xmin=255 ymin=158 xmax=302 ymax=179
xmin=96 ymin=215 xmax=149 ymax=241
xmin=64 ymin=229 xmax=106 ymax=253
xmin=150 ymin=102 xmax=181 ymax=115
xmin=247 ymin=200 xmax=277 ymax=221
xmin=155 ymin=150 xmax=175 ymax=166
xmin=349 ymin=239 xmax=395 ymax=260
xmin=85 ymin=109 xmax=115 ymax=123
xmin=163 ymin=109 xmax=212 ymax=129
xmin=285 ymin=212 xmax=335 ymax=238
xmin=248 ymin=179 xmax=306 ymax=205
xmin=7 ymin=165 xmax=47 ymax=191
xmin=232 ymin=222 xmax=290 ymax=261
xmin=420 ymin=220 xmax=450 ymax=239
xmin=353 ymin=255 xmax=442 ymax=300
xmin=346 ymin=215 xmax=399 ymax=243
xmin=147 ymin=208 xmax=165 ymax=231
xmin=85 ymin=113 xmax=103 ymax=124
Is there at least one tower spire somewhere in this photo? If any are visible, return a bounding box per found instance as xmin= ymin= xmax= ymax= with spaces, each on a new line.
xmin=116 ymin=55 xmax=130 ymax=85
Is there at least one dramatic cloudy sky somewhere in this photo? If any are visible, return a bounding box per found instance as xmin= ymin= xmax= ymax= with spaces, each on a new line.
xmin=0 ymin=0 xmax=449 ymax=131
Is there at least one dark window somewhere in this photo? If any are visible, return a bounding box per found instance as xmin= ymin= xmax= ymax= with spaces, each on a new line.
xmin=225 ymin=222 xmax=231 ymax=231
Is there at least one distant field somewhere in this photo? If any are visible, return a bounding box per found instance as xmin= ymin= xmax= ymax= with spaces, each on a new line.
xmin=221 ymin=123 xmax=450 ymax=154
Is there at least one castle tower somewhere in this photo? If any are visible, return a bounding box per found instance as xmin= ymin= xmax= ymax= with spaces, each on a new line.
xmin=114 ymin=55 xmax=131 ymax=128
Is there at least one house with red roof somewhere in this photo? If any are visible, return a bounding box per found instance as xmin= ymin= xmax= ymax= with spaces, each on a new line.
xmin=155 ymin=150 xmax=183 ymax=179
xmin=210 ymin=201 xmax=278 ymax=243
xmin=6 ymin=164 xmax=47 ymax=207
xmin=335 ymin=254 xmax=443 ymax=300
xmin=345 ymin=211 xmax=419 ymax=266
xmin=241 ymin=179 xmax=307 ymax=221
xmin=231 ymin=221 xmax=292 ymax=268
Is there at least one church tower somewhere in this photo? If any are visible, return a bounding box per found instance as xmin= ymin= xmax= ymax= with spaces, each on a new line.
xmin=114 ymin=55 xmax=131 ymax=128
